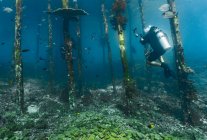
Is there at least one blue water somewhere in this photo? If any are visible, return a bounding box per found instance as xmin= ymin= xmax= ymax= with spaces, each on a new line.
xmin=0 ymin=0 xmax=207 ymax=139
xmin=0 ymin=0 xmax=206 ymax=86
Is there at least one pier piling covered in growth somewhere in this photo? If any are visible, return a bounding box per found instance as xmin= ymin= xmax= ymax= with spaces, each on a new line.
xmin=47 ymin=0 xmax=55 ymax=94
xmin=167 ymin=0 xmax=198 ymax=125
xmin=14 ymin=0 xmax=25 ymax=113
xmin=101 ymin=0 xmax=117 ymax=94
xmin=111 ymin=0 xmax=136 ymax=114
xmin=127 ymin=2 xmax=135 ymax=75
xmin=14 ymin=0 xmax=24 ymax=113
xmin=50 ymin=0 xmax=88 ymax=109
xmin=74 ymin=0 xmax=83 ymax=96
xmin=138 ymin=0 xmax=152 ymax=93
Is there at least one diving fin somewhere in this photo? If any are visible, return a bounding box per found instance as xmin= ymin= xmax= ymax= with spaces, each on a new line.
xmin=161 ymin=63 xmax=176 ymax=79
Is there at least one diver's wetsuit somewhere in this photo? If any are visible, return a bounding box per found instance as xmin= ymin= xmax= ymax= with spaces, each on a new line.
xmin=140 ymin=26 xmax=166 ymax=62
xmin=139 ymin=26 xmax=176 ymax=78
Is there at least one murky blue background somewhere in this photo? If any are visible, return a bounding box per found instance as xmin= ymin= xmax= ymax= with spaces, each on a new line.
xmin=0 ymin=0 xmax=206 ymax=92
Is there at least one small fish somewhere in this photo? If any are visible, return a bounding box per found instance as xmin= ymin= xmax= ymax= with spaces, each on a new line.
xmin=1 ymin=42 xmax=5 ymax=46
xmin=3 ymin=7 xmax=13 ymax=13
xmin=159 ymin=4 xmax=170 ymax=12
xmin=22 ymin=6 xmax=27 ymax=10
xmin=133 ymin=28 xmax=142 ymax=38
xmin=147 ymin=123 xmax=155 ymax=129
xmin=39 ymin=57 xmax=46 ymax=61
xmin=42 ymin=68 xmax=48 ymax=71
xmin=109 ymin=14 xmax=114 ymax=18
xmin=84 ymin=47 xmax=91 ymax=51
xmin=21 ymin=49 xmax=30 ymax=52
xmin=91 ymin=33 xmax=96 ymax=40
xmin=133 ymin=27 xmax=137 ymax=33
xmin=41 ymin=18 xmax=46 ymax=22
xmin=60 ymin=47 xmax=66 ymax=59
xmin=162 ymin=11 xmax=177 ymax=19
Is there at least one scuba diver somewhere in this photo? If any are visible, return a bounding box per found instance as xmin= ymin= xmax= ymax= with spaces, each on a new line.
xmin=134 ymin=25 xmax=175 ymax=78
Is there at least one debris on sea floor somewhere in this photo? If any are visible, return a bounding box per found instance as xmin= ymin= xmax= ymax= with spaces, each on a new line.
xmin=0 ymin=79 xmax=207 ymax=139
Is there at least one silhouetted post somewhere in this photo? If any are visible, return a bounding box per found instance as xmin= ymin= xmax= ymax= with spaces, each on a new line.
xmin=100 ymin=17 xmax=106 ymax=68
xmin=167 ymin=0 xmax=198 ymax=125
xmin=138 ymin=0 xmax=152 ymax=93
xmin=35 ymin=24 xmax=40 ymax=78
xmin=50 ymin=0 xmax=88 ymax=109
xmin=138 ymin=0 xmax=145 ymax=32
xmin=14 ymin=0 xmax=24 ymax=113
xmin=63 ymin=0 xmax=75 ymax=109
xmin=48 ymin=0 xmax=54 ymax=94
xmin=101 ymin=0 xmax=117 ymax=94
xmin=127 ymin=2 xmax=135 ymax=75
xmin=74 ymin=0 xmax=83 ymax=96
xmin=111 ymin=0 xmax=136 ymax=114
xmin=138 ymin=0 xmax=148 ymax=55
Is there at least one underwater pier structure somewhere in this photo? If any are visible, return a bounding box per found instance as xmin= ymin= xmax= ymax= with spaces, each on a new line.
xmin=47 ymin=0 xmax=55 ymax=94
xmin=50 ymin=0 xmax=88 ymax=109
xmin=101 ymin=0 xmax=117 ymax=95
xmin=100 ymin=18 xmax=107 ymax=69
xmin=74 ymin=0 xmax=84 ymax=96
xmin=14 ymin=0 xmax=24 ymax=113
xmin=127 ymin=2 xmax=135 ymax=76
xmin=167 ymin=0 xmax=198 ymax=125
xmin=138 ymin=0 xmax=152 ymax=93
xmin=35 ymin=22 xmax=40 ymax=78
xmin=111 ymin=0 xmax=136 ymax=114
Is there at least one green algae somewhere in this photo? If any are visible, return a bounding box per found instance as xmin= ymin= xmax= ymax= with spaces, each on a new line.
xmin=49 ymin=111 xmax=180 ymax=140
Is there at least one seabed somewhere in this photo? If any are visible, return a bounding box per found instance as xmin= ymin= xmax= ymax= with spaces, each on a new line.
xmin=0 ymin=78 xmax=207 ymax=140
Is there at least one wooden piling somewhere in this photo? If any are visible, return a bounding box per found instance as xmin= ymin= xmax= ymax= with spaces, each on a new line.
xmin=127 ymin=2 xmax=135 ymax=75
xmin=101 ymin=0 xmax=117 ymax=94
xmin=35 ymin=23 xmax=40 ymax=77
xmin=48 ymin=0 xmax=55 ymax=94
xmin=50 ymin=0 xmax=88 ymax=109
xmin=74 ymin=0 xmax=83 ymax=96
xmin=63 ymin=19 xmax=76 ymax=109
xmin=111 ymin=0 xmax=136 ymax=115
xmin=167 ymin=0 xmax=198 ymax=125
xmin=14 ymin=0 xmax=24 ymax=113
xmin=138 ymin=0 xmax=152 ymax=93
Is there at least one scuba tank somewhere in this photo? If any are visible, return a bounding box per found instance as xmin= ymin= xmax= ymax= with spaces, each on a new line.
xmin=154 ymin=27 xmax=172 ymax=52
xmin=140 ymin=26 xmax=172 ymax=55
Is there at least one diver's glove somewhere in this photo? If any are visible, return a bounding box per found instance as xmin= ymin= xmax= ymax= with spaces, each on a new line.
xmin=139 ymin=36 xmax=146 ymax=45
xmin=133 ymin=28 xmax=143 ymax=38
xmin=161 ymin=62 xmax=176 ymax=79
